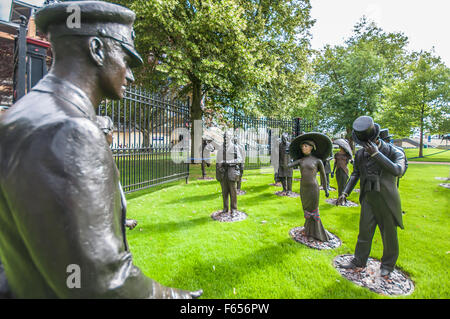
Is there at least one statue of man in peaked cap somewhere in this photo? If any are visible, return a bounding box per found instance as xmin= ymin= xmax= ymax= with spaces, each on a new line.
xmin=0 ymin=1 xmax=202 ymax=299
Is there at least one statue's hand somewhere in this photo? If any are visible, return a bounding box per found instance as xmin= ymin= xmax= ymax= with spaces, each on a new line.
xmin=325 ymin=189 xmax=330 ymax=198
xmin=125 ymin=219 xmax=138 ymax=230
xmin=190 ymin=290 xmax=203 ymax=299
xmin=363 ymin=140 xmax=378 ymax=156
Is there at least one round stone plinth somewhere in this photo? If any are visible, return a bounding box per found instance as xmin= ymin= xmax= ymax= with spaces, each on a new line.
xmin=319 ymin=186 xmax=336 ymax=191
xmin=325 ymin=198 xmax=359 ymax=207
xmin=197 ymin=176 xmax=214 ymax=180
xmin=211 ymin=210 xmax=248 ymax=222
xmin=439 ymin=183 xmax=450 ymax=189
xmin=289 ymin=226 xmax=341 ymax=250
xmin=275 ymin=191 xmax=300 ymax=198
xmin=269 ymin=182 xmax=282 ymax=187
xmin=435 ymin=177 xmax=449 ymax=181
xmin=333 ymin=254 xmax=415 ymax=296
xmin=236 ymin=189 xmax=246 ymax=195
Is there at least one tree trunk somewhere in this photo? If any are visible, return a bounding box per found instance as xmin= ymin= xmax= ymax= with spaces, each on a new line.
xmin=190 ymin=79 xmax=203 ymax=164
xmin=419 ymin=105 xmax=424 ymax=158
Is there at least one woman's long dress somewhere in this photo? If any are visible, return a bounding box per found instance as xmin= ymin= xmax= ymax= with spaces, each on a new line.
xmin=334 ymin=151 xmax=352 ymax=196
xmin=298 ymin=155 xmax=330 ymax=242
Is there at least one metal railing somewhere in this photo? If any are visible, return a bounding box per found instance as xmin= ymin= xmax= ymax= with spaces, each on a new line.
xmin=97 ymin=85 xmax=190 ymax=193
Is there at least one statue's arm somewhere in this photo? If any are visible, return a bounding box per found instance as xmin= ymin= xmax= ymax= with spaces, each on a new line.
xmin=288 ymin=159 xmax=301 ymax=168
xmin=372 ymin=145 xmax=405 ymax=176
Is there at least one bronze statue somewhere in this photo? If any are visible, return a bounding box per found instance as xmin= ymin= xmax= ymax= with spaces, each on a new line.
xmin=96 ymin=115 xmax=138 ymax=230
xmin=332 ymin=138 xmax=353 ymax=200
xmin=199 ymin=138 xmax=215 ymax=179
xmin=234 ymin=136 xmax=246 ymax=195
xmin=322 ymin=153 xmax=333 ymax=191
xmin=215 ymin=132 xmax=243 ymax=216
xmin=277 ymin=133 xmax=294 ymax=195
xmin=337 ymin=116 xmax=406 ymax=277
xmin=288 ymin=133 xmax=331 ymax=242
xmin=0 ymin=1 xmax=201 ymax=298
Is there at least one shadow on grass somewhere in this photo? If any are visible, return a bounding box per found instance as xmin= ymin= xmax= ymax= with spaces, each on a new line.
xmin=143 ymin=216 xmax=213 ymax=235
xmin=168 ymin=238 xmax=306 ymax=298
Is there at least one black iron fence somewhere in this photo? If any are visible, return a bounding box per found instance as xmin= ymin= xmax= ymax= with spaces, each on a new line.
xmin=97 ymin=85 xmax=315 ymax=193
xmin=97 ymin=86 xmax=190 ymax=193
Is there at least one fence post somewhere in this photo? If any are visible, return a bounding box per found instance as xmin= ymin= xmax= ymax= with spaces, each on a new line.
xmin=186 ymin=96 xmax=190 ymax=184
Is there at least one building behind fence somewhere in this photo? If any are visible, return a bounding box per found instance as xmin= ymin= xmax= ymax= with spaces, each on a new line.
xmin=98 ymin=85 xmax=315 ymax=193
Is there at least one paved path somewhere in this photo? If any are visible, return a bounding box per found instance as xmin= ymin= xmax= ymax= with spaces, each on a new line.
xmin=408 ymin=161 xmax=450 ymax=165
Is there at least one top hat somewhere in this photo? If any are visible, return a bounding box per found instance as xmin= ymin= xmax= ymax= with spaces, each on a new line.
xmin=379 ymin=128 xmax=394 ymax=141
xmin=35 ymin=1 xmax=143 ymax=67
xmin=289 ymin=132 xmax=332 ymax=161
xmin=351 ymin=116 xmax=380 ymax=145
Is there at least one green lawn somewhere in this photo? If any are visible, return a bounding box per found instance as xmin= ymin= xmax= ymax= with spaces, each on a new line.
xmin=125 ymin=162 xmax=450 ymax=299
xmin=404 ymin=148 xmax=450 ymax=162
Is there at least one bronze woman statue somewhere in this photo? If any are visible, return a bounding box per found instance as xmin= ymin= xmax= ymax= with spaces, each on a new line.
xmin=332 ymin=139 xmax=353 ymax=199
xmin=288 ymin=133 xmax=332 ymax=242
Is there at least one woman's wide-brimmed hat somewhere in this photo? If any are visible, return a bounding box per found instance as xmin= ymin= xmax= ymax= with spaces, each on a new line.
xmin=289 ymin=132 xmax=332 ymax=161
xmin=333 ymin=138 xmax=353 ymax=158
xmin=351 ymin=116 xmax=380 ymax=145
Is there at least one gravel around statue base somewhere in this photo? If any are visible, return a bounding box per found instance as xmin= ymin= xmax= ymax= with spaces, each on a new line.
xmin=333 ymin=254 xmax=414 ymax=296
xmin=325 ymin=198 xmax=359 ymax=207
xmin=211 ymin=210 xmax=248 ymax=222
xmin=197 ymin=176 xmax=214 ymax=180
xmin=289 ymin=226 xmax=341 ymax=250
xmin=269 ymin=182 xmax=282 ymax=187
xmin=439 ymin=183 xmax=450 ymax=189
xmin=236 ymin=190 xmax=246 ymax=195
xmin=275 ymin=191 xmax=300 ymax=198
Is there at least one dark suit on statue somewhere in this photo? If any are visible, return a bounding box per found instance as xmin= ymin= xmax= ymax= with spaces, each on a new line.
xmin=342 ymin=140 xmax=405 ymax=272
xmin=0 ymin=75 xmax=182 ymax=298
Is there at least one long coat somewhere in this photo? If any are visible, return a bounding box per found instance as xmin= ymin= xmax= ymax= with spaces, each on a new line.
xmin=0 ymin=75 xmax=175 ymax=298
xmin=343 ymin=140 xmax=405 ymax=229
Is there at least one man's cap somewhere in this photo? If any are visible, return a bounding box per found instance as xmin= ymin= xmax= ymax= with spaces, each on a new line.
xmin=379 ymin=128 xmax=394 ymax=141
xmin=351 ymin=116 xmax=380 ymax=145
xmin=35 ymin=1 xmax=143 ymax=67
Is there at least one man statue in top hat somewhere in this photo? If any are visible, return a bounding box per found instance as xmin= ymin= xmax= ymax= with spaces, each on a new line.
xmin=0 ymin=1 xmax=201 ymax=298
xmin=337 ymin=116 xmax=406 ymax=276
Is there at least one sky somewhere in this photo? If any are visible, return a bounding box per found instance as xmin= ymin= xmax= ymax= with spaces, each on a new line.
xmin=309 ymin=0 xmax=450 ymax=66
xmin=4 ymin=0 xmax=450 ymax=66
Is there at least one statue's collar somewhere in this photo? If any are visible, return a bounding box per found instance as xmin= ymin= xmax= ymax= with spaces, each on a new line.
xmin=32 ymin=74 xmax=97 ymax=121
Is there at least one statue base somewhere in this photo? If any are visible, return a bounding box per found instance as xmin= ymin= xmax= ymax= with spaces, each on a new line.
xmin=236 ymin=189 xmax=246 ymax=195
xmin=319 ymin=186 xmax=336 ymax=191
xmin=435 ymin=177 xmax=449 ymax=181
xmin=198 ymin=176 xmax=214 ymax=180
xmin=211 ymin=210 xmax=248 ymax=222
xmin=325 ymin=198 xmax=359 ymax=207
xmin=275 ymin=191 xmax=300 ymax=198
xmin=439 ymin=183 xmax=450 ymax=189
xmin=333 ymin=254 xmax=414 ymax=296
xmin=289 ymin=226 xmax=341 ymax=250
xmin=269 ymin=182 xmax=282 ymax=187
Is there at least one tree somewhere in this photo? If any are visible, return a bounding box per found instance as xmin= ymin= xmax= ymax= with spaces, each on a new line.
xmin=377 ymin=50 xmax=450 ymax=157
xmin=312 ymin=18 xmax=408 ymax=146
xmin=111 ymin=0 xmax=314 ymax=159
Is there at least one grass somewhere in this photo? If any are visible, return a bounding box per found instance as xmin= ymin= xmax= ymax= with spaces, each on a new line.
xmin=404 ymin=148 xmax=450 ymax=162
xmin=124 ymin=161 xmax=450 ymax=299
